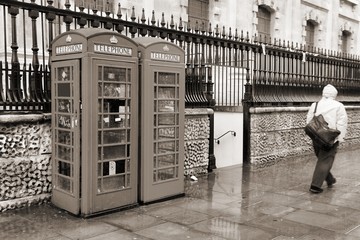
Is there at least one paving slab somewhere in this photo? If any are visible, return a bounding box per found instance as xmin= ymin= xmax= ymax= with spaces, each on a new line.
xmin=1 ymin=148 xmax=360 ymax=239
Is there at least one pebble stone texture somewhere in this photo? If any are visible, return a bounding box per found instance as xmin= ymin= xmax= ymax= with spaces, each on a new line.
xmin=0 ymin=114 xmax=52 ymax=212
xmin=0 ymin=110 xmax=211 ymax=212
xmin=184 ymin=109 xmax=211 ymax=176
xmin=250 ymin=106 xmax=360 ymax=166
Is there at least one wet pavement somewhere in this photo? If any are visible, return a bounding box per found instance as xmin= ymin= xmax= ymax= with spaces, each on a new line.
xmin=1 ymin=148 xmax=360 ymax=240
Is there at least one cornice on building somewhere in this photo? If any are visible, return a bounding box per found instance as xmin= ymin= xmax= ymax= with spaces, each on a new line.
xmin=301 ymin=0 xmax=329 ymax=12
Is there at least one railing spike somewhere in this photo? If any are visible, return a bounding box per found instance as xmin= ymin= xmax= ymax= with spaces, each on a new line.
xmin=215 ymin=24 xmax=219 ymax=37
xmin=141 ymin=8 xmax=146 ymax=23
xmin=170 ymin=14 xmax=175 ymax=29
xmin=92 ymin=0 xmax=98 ymax=14
xmin=179 ymin=17 xmax=183 ymax=30
xmin=161 ymin=12 xmax=165 ymax=27
xmin=131 ymin=6 xmax=136 ymax=22
xmin=254 ymin=33 xmax=258 ymax=43
xmin=65 ymin=0 xmax=71 ymax=10
xmin=195 ymin=21 xmax=199 ymax=33
xmin=105 ymin=1 xmax=111 ymax=16
xmin=208 ymin=22 xmax=212 ymax=36
xmin=117 ymin=3 xmax=122 ymax=19
xmin=201 ymin=21 xmax=205 ymax=34
xmin=79 ymin=0 xmax=85 ymax=12
xmin=151 ymin=10 xmax=156 ymax=25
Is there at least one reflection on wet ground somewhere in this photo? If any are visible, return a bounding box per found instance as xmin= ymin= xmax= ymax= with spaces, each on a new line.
xmin=1 ymin=148 xmax=360 ymax=239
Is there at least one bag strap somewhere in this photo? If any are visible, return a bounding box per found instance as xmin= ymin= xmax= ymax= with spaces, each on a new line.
xmin=314 ymin=102 xmax=318 ymax=114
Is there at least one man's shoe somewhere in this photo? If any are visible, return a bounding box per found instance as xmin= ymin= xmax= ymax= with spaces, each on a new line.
xmin=327 ymin=178 xmax=336 ymax=188
xmin=309 ymin=185 xmax=323 ymax=194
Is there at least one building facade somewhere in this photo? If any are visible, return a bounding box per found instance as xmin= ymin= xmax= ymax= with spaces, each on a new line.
xmin=1 ymin=0 xmax=359 ymax=64
xmin=125 ymin=0 xmax=360 ymax=54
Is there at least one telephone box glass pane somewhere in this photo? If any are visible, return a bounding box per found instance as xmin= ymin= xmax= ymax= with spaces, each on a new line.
xmin=57 ymin=99 xmax=72 ymax=113
xmin=158 ymin=154 xmax=176 ymax=167
xmin=57 ymin=130 xmax=72 ymax=145
xmin=98 ymin=175 xmax=125 ymax=192
xmin=158 ymin=141 xmax=176 ymax=154
xmin=57 ymin=115 xmax=72 ymax=129
xmin=158 ymin=87 xmax=175 ymax=99
xmin=158 ymin=100 xmax=175 ymax=112
xmin=102 ymin=130 xmax=126 ymax=144
xmin=58 ymin=83 xmax=71 ymax=97
xmin=158 ymin=72 xmax=176 ymax=85
xmin=58 ymin=176 xmax=71 ymax=192
xmin=101 ymin=83 xmax=126 ymax=98
xmin=158 ymin=168 xmax=175 ymax=181
xmin=100 ymin=114 xmax=127 ymax=128
xmin=57 ymin=145 xmax=72 ymax=161
xmin=103 ymin=175 xmax=125 ymax=190
xmin=58 ymin=161 xmax=71 ymax=176
xmin=158 ymin=127 xmax=176 ymax=139
xmin=103 ymin=145 xmax=126 ymax=160
xmin=104 ymin=67 xmax=126 ymax=82
xmin=102 ymin=160 xmax=125 ymax=176
xmin=57 ymin=66 xmax=72 ymax=81
xmin=158 ymin=114 xmax=175 ymax=125
xmin=103 ymin=99 xmax=126 ymax=112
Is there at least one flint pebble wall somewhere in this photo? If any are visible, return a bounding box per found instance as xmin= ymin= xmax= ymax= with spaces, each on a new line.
xmin=184 ymin=109 xmax=211 ymax=176
xmin=0 ymin=110 xmax=211 ymax=212
xmin=0 ymin=114 xmax=52 ymax=212
xmin=249 ymin=106 xmax=360 ymax=166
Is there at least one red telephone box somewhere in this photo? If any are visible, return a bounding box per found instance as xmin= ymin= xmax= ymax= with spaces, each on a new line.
xmin=134 ymin=37 xmax=185 ymax=203
xmin=51 ymin=29 xmax=139 ymax=216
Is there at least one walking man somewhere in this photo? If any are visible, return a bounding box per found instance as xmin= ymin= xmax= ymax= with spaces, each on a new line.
xmin=306 ymin=84 xmax=348 ymax=193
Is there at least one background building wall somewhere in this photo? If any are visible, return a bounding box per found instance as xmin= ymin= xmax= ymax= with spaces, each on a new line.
xmin=204 ymin=0 xmax=360 ymax=53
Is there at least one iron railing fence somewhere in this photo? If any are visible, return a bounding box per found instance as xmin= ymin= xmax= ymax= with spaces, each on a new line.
xmin=1 ymin=0 xmax=360 ymax=112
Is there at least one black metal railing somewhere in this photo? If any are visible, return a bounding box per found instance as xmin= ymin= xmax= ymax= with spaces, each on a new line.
xmin=1 ymin=0 xmax=360 ymax=112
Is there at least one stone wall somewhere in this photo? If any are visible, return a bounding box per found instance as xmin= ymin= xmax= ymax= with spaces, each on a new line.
xmin=184 ymin=109 xmax=211 ymax=176
xmin=0 ymin=114 xmax=52 ymax=212
xmin=0 ymin=109 xmax=212 ymax=211
xmin=249 ymin=106 xmax=360 ymax=166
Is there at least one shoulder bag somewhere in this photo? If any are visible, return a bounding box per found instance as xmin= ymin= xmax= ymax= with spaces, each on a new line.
xmin=305 ymin=102 xmax=340 ymax=150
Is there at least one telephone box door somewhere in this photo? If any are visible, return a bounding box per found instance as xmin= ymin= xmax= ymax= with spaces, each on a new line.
xmin=89 ymin=59 xmax=138 ymax=213
xmin=51 ymin=60 xmax=81 ymax=215
xmin=143 ymin=68 xmax=185 ymax=202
